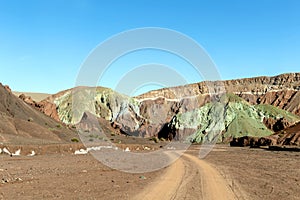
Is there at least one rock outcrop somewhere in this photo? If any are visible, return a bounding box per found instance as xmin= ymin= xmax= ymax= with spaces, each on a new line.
xmin=4 ymin=85 xmax=12 ymax=93
xmin=263 ymin=117 xmax=293 ymax=132
xmin=18 ymin=93 xmax=60 ymax=122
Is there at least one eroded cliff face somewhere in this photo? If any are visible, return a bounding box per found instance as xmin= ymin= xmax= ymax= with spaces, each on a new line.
xmin=44 ymin=87 xmax=208 ymax=138
xmin=137 ymin=73 xmax=300 ymax=115
xmin=21 ymin=73 xmax=300 ymax=143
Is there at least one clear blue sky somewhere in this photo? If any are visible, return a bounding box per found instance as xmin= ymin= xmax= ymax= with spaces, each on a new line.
xmin=0 ymin=0 xmax=299 ymax=95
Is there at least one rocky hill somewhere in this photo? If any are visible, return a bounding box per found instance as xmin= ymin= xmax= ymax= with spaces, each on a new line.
xmin=0 ymin=83 xmax=77 ymax=145
xmin=18 ymin=73 xmax=300 ymax=144
xmin=137 ymin=73 xmax=300 ymax=115
xmin=168 ymin=94 xmax=299 ymax=143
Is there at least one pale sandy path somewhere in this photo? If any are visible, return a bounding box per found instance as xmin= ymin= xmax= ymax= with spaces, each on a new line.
xmin=134 ymin=152 xmax=238 ymax=200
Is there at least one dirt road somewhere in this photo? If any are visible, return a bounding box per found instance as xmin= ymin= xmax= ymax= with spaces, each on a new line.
xmin=134 ymin=152 xmax=237 ymax=200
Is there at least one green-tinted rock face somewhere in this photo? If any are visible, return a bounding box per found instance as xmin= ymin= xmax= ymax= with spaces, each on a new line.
xmin=172 ymin=94 xmax=300 ymax=143
xmin=52 ymin=86 xmax=190 ymax=137
xmin=53 ymin=87 xmax=163 ymax=137
xmin=54 ymin=87 xmax=140 ymax=124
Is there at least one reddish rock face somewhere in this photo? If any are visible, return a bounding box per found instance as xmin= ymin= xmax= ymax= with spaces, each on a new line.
xmin=263 ymin=117 xmax=293 ymax=132
xmin=18 ymin=93 xmax=60 ymax=122
xmin=19 ymin=94 xmax=35 ymax=104
xmin=137 ymin=76 xmax=300 ymax=139
xmin=249 ymin=90 xmax=300 ymax=116
xmin=278 ymin=131 xmax=300 ymax=146
xmin=231 ymin=122 xmax=300 ymax=147
xmin=36 ymin=100 xmax=60 ymax=122
xmin=137 ymin=73 xmax=300 ymax=116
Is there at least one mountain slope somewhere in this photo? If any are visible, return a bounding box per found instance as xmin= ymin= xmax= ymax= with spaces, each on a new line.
xmin=0 ymin=83 xmax=76 ymax=145
xmin=21 ymin=73 xmax=300 ymax=144
xmin=168 ymin=94 xmax=300 ymax=143
xmin=42 ymin=87 xmax=179 ymax=138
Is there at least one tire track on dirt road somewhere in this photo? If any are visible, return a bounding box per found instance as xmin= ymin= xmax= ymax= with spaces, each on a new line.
xmin=134 ymin=152 xmax=238 ymax=200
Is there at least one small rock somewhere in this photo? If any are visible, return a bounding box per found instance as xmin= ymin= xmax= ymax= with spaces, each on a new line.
xmin=124 ymin=147 xmax=130 ymax=152
xmin=2 ymin=178 xmax=9 ymax=183
xmin=74 ymin=149 xmax=88 ymax=155
xmin=2 ymin=147 xmax=11 ymax=155
xmin=12 ymin=149 xmax=21 ymax=156
xmin=15 ymin=177 xmax=23 ymax=181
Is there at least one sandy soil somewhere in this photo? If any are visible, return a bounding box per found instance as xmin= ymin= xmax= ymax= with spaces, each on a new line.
xmin=204 ymin=146 xmax=300 ymax=200
xmin=0 ymin=152 xmax=165 ymax=200
xmin=135 ymin=153 xmax=236 ymax=200
xmin=1 ymin=145 xmax=299 ymax=200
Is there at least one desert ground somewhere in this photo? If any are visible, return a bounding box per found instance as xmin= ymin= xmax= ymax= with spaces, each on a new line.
xmin=1 ymin=144 xmax=299 ymax=200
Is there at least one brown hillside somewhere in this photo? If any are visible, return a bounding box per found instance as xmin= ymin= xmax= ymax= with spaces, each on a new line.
xmin=0 ymin=83 xmax=77 ymax=145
